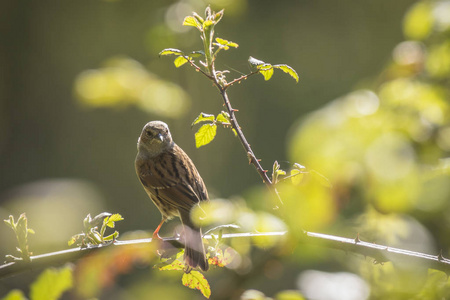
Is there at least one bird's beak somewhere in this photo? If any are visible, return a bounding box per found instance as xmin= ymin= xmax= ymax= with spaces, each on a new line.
xmin=156 ymin=133 xmax=164 ymax=142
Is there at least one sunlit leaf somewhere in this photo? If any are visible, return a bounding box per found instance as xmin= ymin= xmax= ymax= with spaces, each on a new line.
xmin=248 ymin=56 xmax=265 ymax=67
xmin=174 ymin=56 xmax=189 ymax=68
xmin=1 ymin=290 xmax=27 ymax=300
xmin=215 ymin=38 xmax=239 ymax=50
xmin=67 ymin=236 xmax=77 ymax=246
xmin=189 ymin=50 xmax=205 ymax=58
xmin=203 ymin=20 xmax=214 ymax=29
xmin=157 ymin=259 xmax=184 ymax=271
xmin=273 ymin=64 xmax=299 ymax=83
xmin=216 ymin=111 xmax=231 ymax=124
xmin=104 ymin=213 xmax=123 ymax=228
xmin=214 ymin=9 xmax=224 ymax=23
xmin=103 ymin=231 xmax=119 ymax=241
xmin=182 ymin=271 xmax=211 ymax=299
xmin=195 ymin=124 xmax=217 ymax=148
xmin=192 ymin=12 xmax=204 ymax=25
xmin=159 ymin=48 xmax=183 ymax=57
xmin=259 ymin=66 xmax=274 ymax=81
xmin=183 ymin=16 xmax=201 ymax=29
xmin=30 ymin=266 xmax=73 ymax=300
xmin=192 ymin=112 xmax=215 ymax=127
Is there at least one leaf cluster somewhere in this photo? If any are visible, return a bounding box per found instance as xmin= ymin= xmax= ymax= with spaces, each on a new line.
xmin=68 ymin=212 xmax=123 ymax=247
xmin=2 ymin=266 xmax=73 ymax=300
xmin=191 ymin=111 xmax=235 ymax=148
xmin=4 ymin=213 xmax=35 ymax=262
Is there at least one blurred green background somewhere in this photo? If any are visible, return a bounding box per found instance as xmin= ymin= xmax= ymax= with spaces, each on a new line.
xmin=1 ymin=0 xmax=449 ymax=299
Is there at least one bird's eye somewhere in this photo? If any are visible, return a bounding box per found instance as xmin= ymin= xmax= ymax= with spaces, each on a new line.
xmin=146 ymin=131 xmax=153 ymax=137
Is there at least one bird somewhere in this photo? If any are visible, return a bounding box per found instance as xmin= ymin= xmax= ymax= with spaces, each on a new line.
xmin=135 ymin=120 xmax=209 ymax=272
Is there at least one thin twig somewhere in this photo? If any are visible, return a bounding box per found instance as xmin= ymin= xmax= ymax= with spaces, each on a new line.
xmin=217 ymin=87 xmax=272 ymax=187
xmin=224 ymin=71 xmax=259 ymax=89
xmin=2 ymin=231 xmax=449 ymax=280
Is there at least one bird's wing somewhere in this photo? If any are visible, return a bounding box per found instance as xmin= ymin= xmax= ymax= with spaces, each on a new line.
xmin=136 ymin=144 xmax=208 ymax=213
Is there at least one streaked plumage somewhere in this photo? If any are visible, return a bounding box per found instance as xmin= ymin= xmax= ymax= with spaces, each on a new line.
xmin=135 ymin=121 xmax=209 ymax=271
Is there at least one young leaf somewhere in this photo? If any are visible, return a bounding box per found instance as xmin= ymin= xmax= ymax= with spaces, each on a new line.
xmin=104 ymin=213 xmax=123 ymax=228
xmin=159 ymin=48 xmax=184 ymax=57
xmin=248 ymin=56 xmax=265 ymax=67
xmin=192 ymin=12 xmax=205 ymax=25
xmin=30 ymin=266 xmax=73 ymax=300
xmin=182 ymin=271 xmax=211 ymax=299
xmin=259 ymin=65 xmax=274 ymax=81
xmin=195 ymin=124 xmax=217 ymax=148
xmin=215 ymin=38 xmax=239 ymax=50
xmin=273 ymin=64 xmax=299 ymax=82
xmin=189 ymin=50 xmax=205 ymax=58
xmin=103 ymin=231 xmax=119 ymax=241
xmin=183 ymin=16 xmax=202 ymax=30
xmin=214 ymin=9 xmax=224 ymax=23
xmin=192 ymin=112 xmax=215 ymax=127
xmin=174 ymin=56 xmax=189 ymax=68
xmin=216 ymin=111 xmax=231 ymax=124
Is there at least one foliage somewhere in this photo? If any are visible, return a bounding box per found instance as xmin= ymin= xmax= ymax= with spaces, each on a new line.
xmin=285 ymin=0 xmax=450 ymax=297
xmin=4 ymin=214 xmax=35 ymax=262
xmin=74 ymin=56 xmax=190 ymax=118
xmin=68 ymin=212 xmax=123 ymax=247
xmin=2 ymin=266 xmax=73 ymax=300
xmin=159 ymin=6 xmax=298 ymax=151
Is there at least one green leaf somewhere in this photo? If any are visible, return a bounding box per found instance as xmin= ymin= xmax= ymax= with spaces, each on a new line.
xmin=214 ymin=38 xmax=239 ymax=50
xmin=189 ymin=50 xmax=205 ymax=58
xmin=195 ymin=124 xmax=217 ymax=148
xmin=67 ymin=235 xmax=77 ymax=246
xmin=1 ymin=289 xmax=27 ymax=300
xmin=192 ymin=112 xmax=215 ymax=127
xmin=214 ymin=9 xmax=224 ymax=23
xmin=183 ymin=16 xmax=202 ymax=29
xmin=192 ymin=13 xmax=204 ymax=25
xmin=30 ymin=266 xmax=73 ymax=300
xmin=4 ymin=215 xmax=15 ymax=230
xmin=158 ymin=257 xmax=184 ymax=271
xmin=182 ymin=271 xmax=211 ymax=299
xmin=273 ymin=64 xmax=299 ymax=82
xmin=103 ymin=231 xmax=119 ymax=241
xmin=259 ymin=65 xmax=274 ymax=81
xmin=104 ymin=213 xmax=123 ymax=228
xmin=248 ymin=56 xmax=265 ymax=67
xmin=216 ymin=111 xmax=230 ymax=124
xmin=174 ymin=56 xmax=188 ymax=68
xmin=159 ymin=48 xmax=183 ymax=57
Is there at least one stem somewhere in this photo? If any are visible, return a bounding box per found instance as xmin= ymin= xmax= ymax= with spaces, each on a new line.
xmin=218 ymin=87 xmax=272 ymax=186
xmin=2 ymin=231 xmax=449 ymax=279
xmin=224 ymin=71 xmax=259 ymax=89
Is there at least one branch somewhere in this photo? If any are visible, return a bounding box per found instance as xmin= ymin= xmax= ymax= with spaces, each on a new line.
xmin=224 ymin=71 xmax=259 ymax=89
xmin=1 ymin=231 xmax=449 ymax=280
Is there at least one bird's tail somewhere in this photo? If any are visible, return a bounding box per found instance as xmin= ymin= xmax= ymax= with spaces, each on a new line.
xmin=180 ymin=221 xmax=209 ymax=272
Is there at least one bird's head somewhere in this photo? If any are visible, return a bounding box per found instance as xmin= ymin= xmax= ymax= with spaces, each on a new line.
xmin=137 ymin=121 xmax=174 ymax=157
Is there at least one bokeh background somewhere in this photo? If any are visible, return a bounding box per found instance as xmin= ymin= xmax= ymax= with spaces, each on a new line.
xmin=1 ymin=0 xmax=449 ymax=299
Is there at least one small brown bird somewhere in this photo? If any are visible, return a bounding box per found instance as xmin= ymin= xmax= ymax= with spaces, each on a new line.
xmin=135 ymin=121 xmax=209 ymax=271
